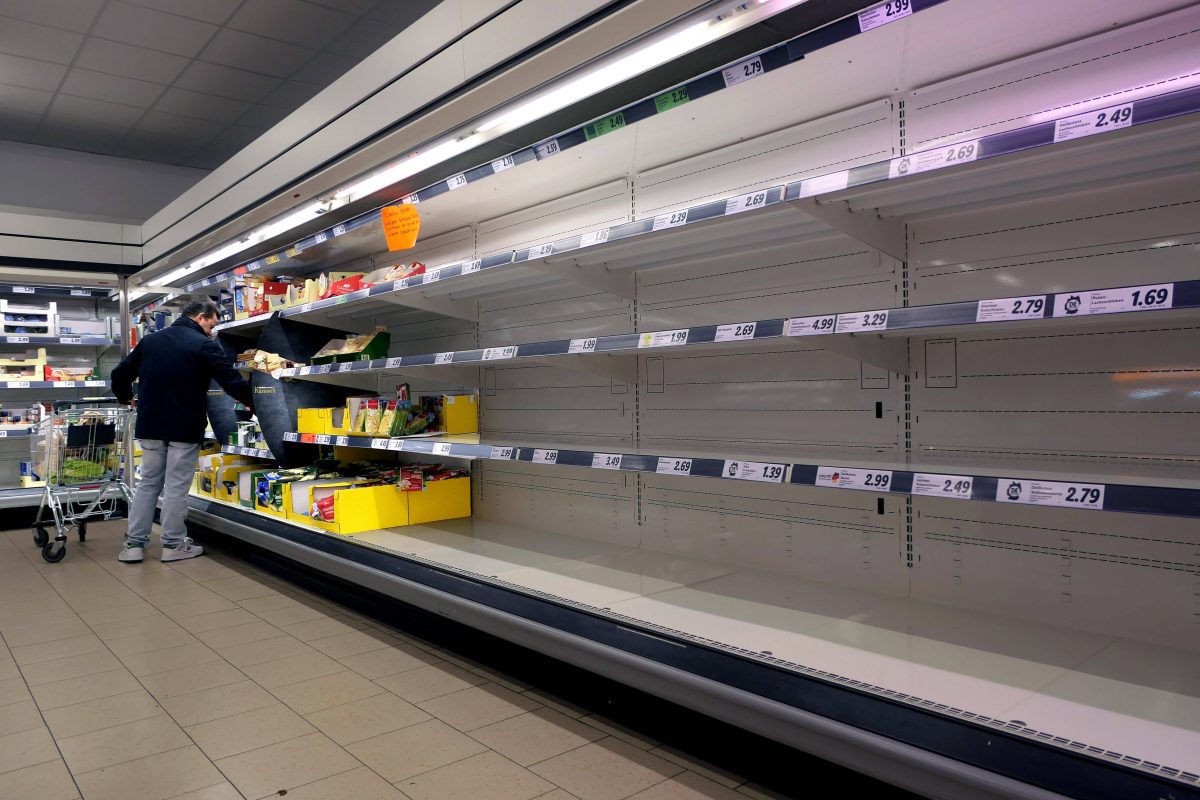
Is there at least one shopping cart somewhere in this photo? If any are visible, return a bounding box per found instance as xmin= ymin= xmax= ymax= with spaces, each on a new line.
xmin=31 ymin=398 xmax=134 ymax=563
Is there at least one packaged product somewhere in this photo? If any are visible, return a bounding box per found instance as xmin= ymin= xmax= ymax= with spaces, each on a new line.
xmin=311 ymin=494 xmax=336 ymax=521
xmin=363 ymin=399 xmax=383 ymax=435
xmin=378 ymin=401 xmax=397 ymax=436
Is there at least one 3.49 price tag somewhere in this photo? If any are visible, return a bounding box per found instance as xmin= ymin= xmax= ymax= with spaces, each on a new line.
xmin=591 ymin=453 xmax=623 ymax=470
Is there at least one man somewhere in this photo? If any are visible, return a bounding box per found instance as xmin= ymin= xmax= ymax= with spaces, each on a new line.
xmin=111 ymin=300 xmax=253 ymax=563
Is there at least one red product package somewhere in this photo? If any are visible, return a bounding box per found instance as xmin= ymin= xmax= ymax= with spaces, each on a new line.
xmin=398 ymin=468 xmax=425 ymax=492
xmin=325 ymin=275 xmax=370 ymax=298
xmin=311 ymin=495 xmax=336 ymax=521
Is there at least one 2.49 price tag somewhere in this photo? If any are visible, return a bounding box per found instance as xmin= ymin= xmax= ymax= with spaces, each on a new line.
xmin=912 ymin=473 xmax=973 ymax=500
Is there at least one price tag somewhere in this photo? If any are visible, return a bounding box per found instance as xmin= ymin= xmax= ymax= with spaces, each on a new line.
xmin=568 ymin=338 xmax=597 ymax=354
xmin=490 ymin=446 xmax=515 ymax=460
xmin=13 ymin=286 xmax=33 ymax=294
xmin=315 ymin=435 xmax=332 ymax=444
xmin=58 ymin=381 xmax=76 ymax=387
xmin=531 ymin=449 xmax=559 ymax=464
xmin=888 ymin=140 xmax=980 ymax=179
xmin=722 ymin=460 xmax=786 ymax=483
xmin=656 ymin=457 xmax=694 ymax=476
xmin=7 ymin=336 xmax=29 ymax=344
xmin=724 ymin=189 xmax=771 ymax=216
xmin=336 ymin=436 xmax=349 ymax=446
xmin=387 ymin=440 xmax=404 ymax=451
xmin=912 ymin=473 xmax=973 ymax=499
xmin=337 ymin=363 xmax=352 ymax=373
xmin=333 ymin=224 xmax=347 ymax=236
xmin=528 ymin=244 xmax=554 ymax=259
xmin=9 ymin=381 xmax=30 ymax=388
xmin=714 ymin=322 xmax=757 ymax=342
xmin=446 ymin=173 xmax=468 ymax=191
xmin=976 ymin=296 xmax=1047 ymax=323
xmin=534 ymin=139 xmax=560 ymax=160
xmin=639 ymin=329 xmax=689 ymax=348
xmin=1054 ymin=102 xmax=1133 ymax=143
xmin=70 ymin=289 xmax=89 ymax=297
xmin=299 ymin=367 xmax=312 ymax=376
xmin=425 ymin=267 xmax=444 ymax=283
xmin=835 ymin=310 xmax=889 ymax=333
xmin=815 ymin=466 xmax=893 ymax=492
xmin=461 ymin=259 xmax=482 ymax=275
xmin=60 ymin=336 xmax=82 ymax=345
xmin=432 ymin=443 xmax=453 ymax=455
xmin=996 ymin=479 xmax=1105 ymax=510
xmin=434 ymin=352 xmax=454 ymax=364
xmin=858 ymin=0 xmax=912 ymax=32
xmin=0 ymin=431 xmax=7 ymax=438
xmin=784 ymin=315 xmax=837 ymax=336
xmin=84 ymin=380 xmax=106 ymax=387
xmin=1053 ymin=284 xmax=1173 ymax=318
xmin=315 ymin=365 xmax=331 ymax=374
xmin=722 ymin=56 xmax=763 ymax=87
xmin=402 ymin=194 xmax=419 ymax=205
xmin=797 ymin=171 xmax=850 ymax=198
xmin=371 ymin=438 xmax=389 ymax=450
xmin=652 ymin=209 xmax=688 ymax=231
xmin=592 ymin=453 xmax=623 ymax=470
xmin=492 ymin=155 xmax=515 ymax=174
xmin=314 ymin=231 xmax=327 ymax=244
xmin=386 ymin=357 xmax=403 ymax=368
xmin=300 ymin=303 xmax=312 ymax=314
xmin=580 ymin=229 xmax=611 ymax=247
xmin=483 ymin=346 xmax=517 ymax=361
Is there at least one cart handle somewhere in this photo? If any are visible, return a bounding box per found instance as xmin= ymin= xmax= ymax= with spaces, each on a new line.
xmin=52 ymin=397 xmax=124 ymax=412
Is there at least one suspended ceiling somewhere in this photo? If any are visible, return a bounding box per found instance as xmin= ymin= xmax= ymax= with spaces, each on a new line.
xmin=0 ymin=0 xmax=439 ymax=170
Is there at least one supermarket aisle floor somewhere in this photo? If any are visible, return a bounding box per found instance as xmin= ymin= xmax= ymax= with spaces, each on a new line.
xmin=0 ymin=519 xmax=782 ymax=800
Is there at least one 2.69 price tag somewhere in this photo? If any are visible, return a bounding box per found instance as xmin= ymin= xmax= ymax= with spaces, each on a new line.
xmin=656 ymin=457 xmax=693 ymax=476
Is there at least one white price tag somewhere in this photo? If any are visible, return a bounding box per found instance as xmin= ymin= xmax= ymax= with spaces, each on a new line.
xmin=0 ymin=430 xmax=8 ymax=438
xmin=386 ymin=357 xmax=403 ymax=368
xmin=815 ymin=466 xmax=893 ymax=492
xmin=652 ymin=209 xmax=688 ymax=231
xmin=784 ymin=315 xmax=837 ymax=336
xmin=835 ymin=310 xmax=889 ymax=333
xmin=656 ymin=457 xmax=693 ymax=476
xmin=528 ymin=244 xmax=554 ymax=259
xmin=300 ymin=303 xmax=312 ymax=313
xmin=492 ymin=155 xmax=515 ymax=173
xmin=70 ymin=289 xmax=89 ymax=297
xmin=283 ymin=432 xmax=298 ymax=442
xmin=1053 ymin=284 xmax=1173 ymax=318
xmin=858 ymin=0 xmax=912 ymax=32
xmin=434 ymin=352 xmax=454 ymax=364
xmin=9 ymin=381 xmax=30 ymax=388
xmin=912 ymin=473 xmax=973 ymax=499
xmin=722 ymin=56 xmax=763 ymax=88
xmin=446 ymin=173 xmax=468 ymax=191
xmin=336 ymin=436 xmax=349 ymax=446
xmin=332 ymin=224 xmax=347 ymax=236
xmin=7 ymin=336 xmax=29 ymax=344
xmin=531 ymin=449 xmax=559 ymax=464
xmin=461 ymin=259 xmax=482 ymax=275
xmin=591 ymin=453 xmax=623 ymax=470
xmin=568 ymin=338 xmax=598 ymax=354
xmin=58 ymin=381 xmax=76 ymax=387
xmin=1054 ymin=102 xmax=1133 ymax=143
xmin=299 ymin=367 xmax=312 ymax=376
xmin=797 ymin=171 xmax=850 ymax=198
xmin=85 ymin=380 xmax=106 ymax=387
xmin=337 ymin=363 xmax=352 ymax=373
xmin=722 ymin=460 xmax=786 ymax=483
xmin=580 ymin=229 xmax=611 ymax=247
xmin=425 ymin=267 xmax=444 ymax=283
xmin=534 ymin=139 xmax=560 ymax=160
xmin=13 ymin=286 xmax=33 ymax=294
xmin=315 ymin=365 xmax=331 ymax=374
xmin=61 ymin=336 xmax=81 ymax=344
xmin=402 ymin=194 xmax=419 ymax=205
xmin=432 ymin=443 xmax=453 ymax=455
xmin=490 ymin=446 xmax=515 ymax=460
xmin=315 ymin=435 xmax=332 ymax=445
xmin=724 ymin=189 xmax=772 ymax=216
xmin=714 ymin=322 xmax=757 ymax=342
xmin=889 ymin=140 xmax=980 ymax=179
xmin=371 ymin=438 xmax=389 ymax=450
xmin=638 ymin=329 xmax=689 ymax=348
xmin=483 ymin=346 xmax=517 ymax=361
xmin=976 ymin=296 xmax=1047 ymax=323
xmin=996 ymin=479 xmax=1105 ymax=510
xmin=314 ymin=231 xmax=327 ymax=244
xmin=387 ymin=439 xmax=404 ymax=451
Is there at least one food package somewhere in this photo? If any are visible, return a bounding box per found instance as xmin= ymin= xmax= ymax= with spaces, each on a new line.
xmin=399 ymin=468 xmax=424 ymax=492
xmin=378 ymin=401 xmax=397 ymax=437
xmin=237 ymin=349 xmax=296 ymax=373
xmin=363 ymin=262 xmax=426 ymax=285
xmin=311 ymin=494 xmax=337 ymax=521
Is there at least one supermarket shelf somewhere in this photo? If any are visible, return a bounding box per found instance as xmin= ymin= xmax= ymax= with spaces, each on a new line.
xmin=2 ymin=335 xmax=115 ymax=347
xmin=0 ymin=285 xmax=111 ymax=299
xmin=220 ymin=445 xmax=275 ymax=459
xmin=0 ymin=427 xmax=32 ymax=439
xmin=0 ymin=381 xmax=108 ymax=390
xmin=187 ymin=496 xmax=1200 ymax=800
xmin=215 ymin=313 xmax=276 ymax=335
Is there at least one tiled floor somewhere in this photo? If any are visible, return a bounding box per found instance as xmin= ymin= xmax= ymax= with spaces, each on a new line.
xmin=0 ymin=519 xmax=779 ymax=800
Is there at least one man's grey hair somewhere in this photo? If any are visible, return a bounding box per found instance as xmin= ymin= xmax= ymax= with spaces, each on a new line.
xmin=182 ymin=300 xmax=220 ymax=319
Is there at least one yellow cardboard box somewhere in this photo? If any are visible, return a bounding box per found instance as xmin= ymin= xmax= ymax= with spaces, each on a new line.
xmin=436 ymin=394 xmax=478 ymax=434
xmin=281 ymin=477 xmax=470 ymax=535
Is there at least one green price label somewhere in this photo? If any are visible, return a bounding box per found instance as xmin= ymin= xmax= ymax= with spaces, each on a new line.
xmin=654 ymin=87 xmax=690 ymax=113
xmin=584 ymin=112 xmax=626 ymax=140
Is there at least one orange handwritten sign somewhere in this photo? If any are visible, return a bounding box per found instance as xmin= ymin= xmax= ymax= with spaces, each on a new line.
xmin=381 ymin=204 xmax=420 ymax=251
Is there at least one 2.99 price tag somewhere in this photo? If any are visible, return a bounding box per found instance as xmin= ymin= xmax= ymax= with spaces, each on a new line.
xmin=490 ymin=446 xmax=515 ymax=460
xmin=858 ymin=0 xmax=912 ymax=32
xmin=815 ymin=466 xmax=892 ymax=492
xmin=531 ymin=449 xmax=559 ymax=464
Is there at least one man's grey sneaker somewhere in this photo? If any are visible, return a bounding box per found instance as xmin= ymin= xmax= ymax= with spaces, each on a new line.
xmin=118 ymin=542 xmax=144 ymax=564
xmin=161 ymin=538 xmax=204 ymax=562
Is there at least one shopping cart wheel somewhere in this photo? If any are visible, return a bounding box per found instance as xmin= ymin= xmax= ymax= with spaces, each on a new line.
xmin=33 ymin=525 xmax=49 ymax=548
xmin=76 ymin=521 xmax=87 ymax=542
xmin=41 ymin=541 xmax=66 ymax=563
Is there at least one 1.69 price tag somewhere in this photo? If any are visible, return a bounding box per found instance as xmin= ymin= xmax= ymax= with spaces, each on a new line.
xmin=1053 ymin=284 xmax=1173 ymax=318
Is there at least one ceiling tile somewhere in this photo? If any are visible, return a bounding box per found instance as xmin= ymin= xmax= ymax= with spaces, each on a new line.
xmin=119 ymin=0 xmax=243 ymax=25
xmin=262 ymin=80 xmax=320 ymax=109
xmin=38 ymin=125 xmax=126 ymax=154
xmin=112 ymin=132 xmax=203 ymax=165
xmin=228 ymin=0 xmax=354 ymax=50
xmin=188 ymin=123 xmax=267 ymax=166
xmin=235 ymin=102 xmax=289 ymax=128
xmin=199 ymin=27 xmax=314 ymax=78
xmin=0 ymin=52 xmax=69 ymax=91
xmin=74 ymin=38 xmax=190 ymax=84
xmin=369 ymin=0 xmax=440 ymax=27
xmin=131 ymin=109 xmax=224 ymax=145
xmin=175 ymin=61 xmax=281 ymax=102
xmin=154 ymin=86 xmax=251 ymax=123
xmin=60 ymin=67 xmax=166 ymax=108
xmin=326 ymin=14 xmax=398 ymax=58
xmin=0 ymin=0 xmax=103 ymax=33
xmin=0 ymin=83 xmax=53 ymax=115
xmin=91 ymin=1 xmax=219 ymax=57
xmin=308 ymin=0 xmax=380 ymax=15
xmin=0 ymin=109 xmax=42 ymax=141
xmin=0 ymin=16 xmax=83 ymax=64
xmin=43 ymin=93 xmax=145 ymax=127
xmin=288 ymin=49 xmax=356 ymax=85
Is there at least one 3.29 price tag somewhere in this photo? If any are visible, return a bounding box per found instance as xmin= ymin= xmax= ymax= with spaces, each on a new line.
xmin=835 ymin=310 xmax=889 ymax=333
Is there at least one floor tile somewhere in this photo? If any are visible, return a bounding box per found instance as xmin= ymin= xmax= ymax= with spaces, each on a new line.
xmin=239 ymin=651 xmax=345 ymax=689
xmin=0 ymin=676 xmax=31 ymax=706
xmin=375 ymin=663 xmax=488 ymax=703
xmin=29 ymin=668 xmax=140 ymax=710
xmin=338 ymin=643 xmax=443 ymax=679
xmin=530 ymin=738 xmax=684 ymax=800
xmin=163 ymin=781 xmax=244 ymax=800
xmin=22 ymin=649 xmax=122 ymax=686
xmin=215 ymin=731 xmax=360 ymax=799
xmin=160 ymin=680 xmax=277 ymax=727
xmin=79 ymin=603 xmax=162 ymax=627
xmin=520 ymin=689 xmax=589 ymax=719
xmin=628 ymin=771 xmax=745 ymax=800
xmin=41 ymin=690 xmax=163 ymax=739
xmin=159 ymin=597 xmax=241 ymax=620
xmin=103 ymin=626 xmax=198 ymax=657
xmin=528 ymin=791 xmax=579 ymax=800
xmin=218 ymin=635 xmax=315 ymax=667
xmin=282 ymin=615 xmax=368 ymax=643
xmin=139 ymin=659 xmax=247 ymax=700
xmin=74 ymin=745 xmax=225 ymax=800
xmin=400 ymin=750 xmax=554 ymax=800
xmin=279 ymin=766 xmax=408 ymax=800
xmin=734 ymin=783 xmax=792 ymax=800
xmin=194 ymin=620 xmax=284 ymax=649
xmin=0 ymin=759 xmax=79 ymax=800
xmin=0 ymin=724 xmax=58 ymax=773
xmin=201 ymin=575 xmax=279 ymax=601
xmin=0 ymin=698 xmax=43 ymax=737
xmin=304 ymin=692 xmax=431 ymax=745
xmin=252 ymin=603 xmax=330 ymax=627
xmin=648 ymin=747 xmax=743 ymax=789
xmin=470 ymin=665 xmax=533 ymax=693
xmin=307 ymin=628 xmax=396 ymax=659
xmin=237 ymin=593 xmax=308 ymax=614
xmin=579 ymin=715 xmax=660 ymax=750
xmin=272 ymin=670 xmax=385 ymax=714
xmin=10 ymin=634 xmax=105 ymax=666
xmin=177 ymin=608 xmax=259 ymax=633
xmin=347 ymin=718 xmax=489 ymax=782
xmin=0 ymin=619 xmax=92 ymax=648
xmin=417 ymin=683 xmax=542 ymax=731
xmin=58 ymin=713 xmax=188 ymax=774
xmin=90 ymin=612 xmax=180 ymax=640
xmin=186 ymin=702 xmax=315 ymax=760
xmin=120 ymin=642 xmax=221 ymax=676
xmin=469 ymin=708 xmax=606 ymax=766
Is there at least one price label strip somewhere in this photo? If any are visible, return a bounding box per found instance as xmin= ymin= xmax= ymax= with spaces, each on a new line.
xmin=995 ymin=479 xmax=1105 ymax=510
xmin=568 ymin=338 xmax=597 ymax=354
xmin=724 ymin=188 xmax=773 ymax=216
xmin=722 ymin=56 xmax=763 ymax=88
xmin=815 ymin=466 xmax=893 ymax=492
xmin=976 ymin=295 xmax=1047 ymax=323
xmin=434 ymin=352 xmax=454 ymax=364
xmin=490 ymin=446 xmax=515 ymax=460
xmin=656 ymin=457 xmax=694 ymax=476
xmin=912 ymin=473 xmax=973 ymax=500
xmin=652 ymin=210 xmax=688 ymax=231
xmin=835 ymin=310 xmax=889 ymax=334
xmin=1054 ymin=102 xmax=1133 ymax=143
xmin=591 ymin=453 xmax=623 ymax=470
xmin=388 ymin=440 xmax=404 ymax=451
xmin=889 ymin=140 xmax=980 ymax=180
xmin=784 ymin=315 xmax=837 ymax=336
xmin=531 ymin=449 xmax=559 ymax=464
xmin=1053 ymin=284 xmax=1173 ymax=318
xmin=528 ymin=244 xmax=554 ymax=259
xmin=580 ymin=229 xmax=611 ymax=247
xmin=432 ymin=443 xmax=453 ymax=455
xmin=714 ymin=322 xmax=756 ymax=342
xmin=796 ymin=171 xmax=850 ymax=198
xmin=722 ymin=460 xmax=786 ymax=483
xmin=371 ymin=438 xmax=389 ymax=450
xmin=483 ymin=347 xmax=518 ymax=361
xmin=858 ymin=0 xmax=912 ymax=31
xmin=638 ymin=329 xmax=689 ymax=348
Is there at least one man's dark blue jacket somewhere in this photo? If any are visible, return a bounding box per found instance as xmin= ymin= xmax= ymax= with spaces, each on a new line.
xmin=111 ymin=316 xmax=253 ymax=443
